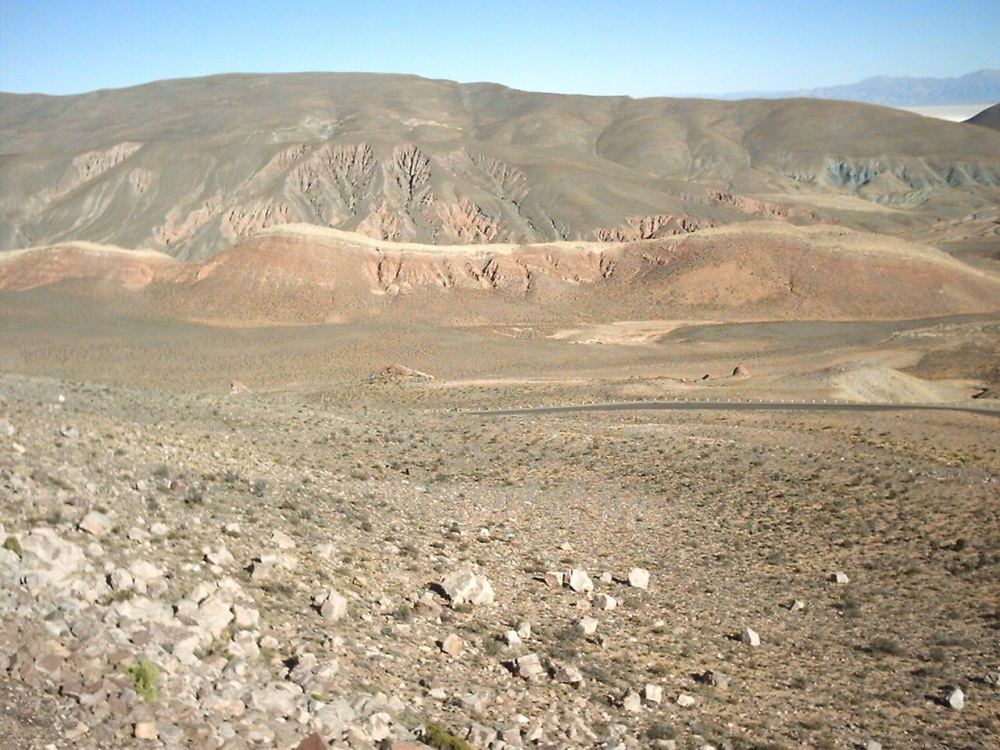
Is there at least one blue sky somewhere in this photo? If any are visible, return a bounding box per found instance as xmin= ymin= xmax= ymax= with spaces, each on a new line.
xmin=1 ymin=1 xmax=998 ymax=97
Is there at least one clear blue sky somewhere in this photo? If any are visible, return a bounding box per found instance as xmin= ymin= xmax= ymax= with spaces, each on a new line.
xmin=1 ymin=1 xmax=997 ymax=97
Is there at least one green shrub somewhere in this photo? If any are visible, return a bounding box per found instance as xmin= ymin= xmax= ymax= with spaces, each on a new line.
xmin=122 ymin=658 xmax=159 ymax=701
xmin=423 ymin=722 xmax=474 ymax=750
xmin=3 ymin=535 xmax=22 ymax=557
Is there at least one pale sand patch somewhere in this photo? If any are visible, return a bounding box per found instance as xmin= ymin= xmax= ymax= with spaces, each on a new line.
xmin=258 ymin=223 xmax=620 ymax=256
xmin=549 ymin=320 xmax=721 ymax=345
xmin=0 ymin=241 xmax=175 ymax=265
xmin=831 ymin=363 xmax=975 ymax=403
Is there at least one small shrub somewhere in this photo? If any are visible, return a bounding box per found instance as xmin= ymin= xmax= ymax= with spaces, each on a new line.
xmin=122 ymin=658 xmax=159 ymax=701
xmin=423 ymin=722 xmax=474 ymax=750
xmin=870 ymin=637 xmax=905 ymax=657
xmin=3 ymin=535 xmax=22 ymax=557
xmin=646 ymin=721 xmax=676 ymax=740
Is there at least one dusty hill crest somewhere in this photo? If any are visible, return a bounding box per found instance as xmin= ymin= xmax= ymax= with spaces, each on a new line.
xmin=3 ymin=223 xmax=998 ymax=326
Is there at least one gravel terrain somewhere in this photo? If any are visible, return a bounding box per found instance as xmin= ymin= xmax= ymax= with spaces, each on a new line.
xmin=2 ymin=372 xmax=998 ymax=749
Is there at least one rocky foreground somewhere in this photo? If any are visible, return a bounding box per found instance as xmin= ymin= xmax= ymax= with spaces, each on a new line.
xmin=1 ymin=373 xmax=998 ymax=749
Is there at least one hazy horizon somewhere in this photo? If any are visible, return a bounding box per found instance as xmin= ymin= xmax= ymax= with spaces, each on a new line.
xmin=1 ymin=1 xmax=998 ymax=98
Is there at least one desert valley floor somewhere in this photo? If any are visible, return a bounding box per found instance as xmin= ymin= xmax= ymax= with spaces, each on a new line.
xmin=1 ymin=292 xmax=999 ymax=750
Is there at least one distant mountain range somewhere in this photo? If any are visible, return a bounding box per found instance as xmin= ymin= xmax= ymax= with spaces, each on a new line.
xmin=720 ymin=69 xmax=1000 ymax=106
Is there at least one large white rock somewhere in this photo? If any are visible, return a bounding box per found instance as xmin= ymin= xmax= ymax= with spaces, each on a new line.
xmin=622 ymin=690 xmax=642 ymax=712
xmin=79 ymin=511 xmax=113 ymax=537
xmin=628 ymin=567 xmax=650 ymax=590
xmin=593 ymin=593 xmax=617 ymax=610
xmin=513 ymin=653 xmax=545 ymax=680
xmin=197 ymin=595 xmax=234 ymax=639
xmin=567 ymin=569 xmax=593 ymax=593
xmin=441 ymin=569 xmax=495 ymax=606
xmin=18 ymin=528 xmax=90 ymax=587
xmin=643 ymin=684 xmax=663 ymax=705
xmin=319 ymin=589 xmax=348 ymax=622
xmin=947 ymin=687 xmax=965 ymax=710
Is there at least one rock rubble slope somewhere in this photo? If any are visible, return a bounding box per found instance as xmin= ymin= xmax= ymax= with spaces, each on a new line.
xmin=2 ymin=373 xmax=998 ymax=749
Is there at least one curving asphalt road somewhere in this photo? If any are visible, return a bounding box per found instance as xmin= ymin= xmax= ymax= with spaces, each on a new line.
xmin=468 ymin=399 xmax=1000 ymax=419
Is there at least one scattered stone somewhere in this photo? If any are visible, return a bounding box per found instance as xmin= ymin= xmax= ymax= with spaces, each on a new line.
xmin=568 ymin=569 xmax=593 ymax=593
xmin=108 ymin=567 xmax=133 ymax=592
xmin=79 ymin=510 xmax=113 ymax=537
xmin=577 ymin=616 xmax=599 ymax=636
xmin=741 ymin=627 xmax=761 ymax=647
xmin=234 ymin=604 xmax=260 ymax=629
xmin=317 ymin=589 xmax=348 ymax=622
xmin=947 ymin=687 xmax=965 ymax=710
xmin=206 ymin=545 xmax=235 ymax=568
xmin=676 ymin=693 xmax=697 ymax=708
xmin=593 ymin=593 xmax=617 ymax=610
xmin=599 ymin=571 xmax=614 ymax=584
xmin=517 ymin=621 xmax=531 ymax=640
xmin=643 ymin=684 xmax=663 ymax=705
xmin=700 ymin=670 xmax=732 ymax=689
xmin=788 ymin=600 xmax=806 ymax=612
xmin=134 ymin=721 xmax=158 ymax=740
xmin=832 ymin=572 xmax=850 ymax=584
xmin=543 ymin=571 xmax=564 ymax=588
xmin=622 ymin=690 xmax=642 ymax=713
xmin=552 ymin=664 xmax=584 ymax=686
xmin=272 ymin=530 xmax=296 ymax=549
xmin=628 ymin=567 xmax=650 ymax=589
xmin=18 ymin=528 xmax=90 ymax=587
xmin=865 ymin=741 xmax=882 ymax=750
xmin=512 ymin=653 xmax=545 ymax=680
xmin=440 ymin=634 xmax=464 ymax=657
xmin=467 ymin=723 xmax=497 ymax=746
xmin=440 ymin=569 xmax=494 ymax=606
xmin=197 ymin=596 xmax=234 ymax=639
xmin=297 ymin=733 xmax=331 ymax=750
xmin=504 ymin=629 xmax=523 ymax=648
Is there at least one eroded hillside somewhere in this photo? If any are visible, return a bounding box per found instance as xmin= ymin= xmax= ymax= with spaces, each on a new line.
xmin=2 ymin=74 xmax=999 ymax=259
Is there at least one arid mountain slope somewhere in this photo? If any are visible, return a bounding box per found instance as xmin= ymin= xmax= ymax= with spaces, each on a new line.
xmin=2 ymin=73 xmax=999 ymax=259
xmin=3 ymin=223 xmax=998 ymax=326
xmin=966 ymin=102 xmax=1000 ymax=131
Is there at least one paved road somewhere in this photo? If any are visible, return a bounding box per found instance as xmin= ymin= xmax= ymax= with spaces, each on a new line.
xmin=469 ymin=400 xmax=1000 ymax=418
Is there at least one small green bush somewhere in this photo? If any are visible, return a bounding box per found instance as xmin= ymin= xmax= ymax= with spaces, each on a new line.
xmin=423 ymin=722 xmax=474 ymax=750
xmin=3 ymin=535 xmax=22 ymax=557
xmin=122 ymin=658 xmax=159 ymax=701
